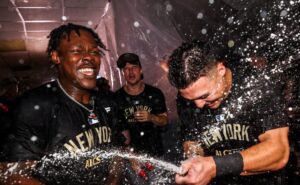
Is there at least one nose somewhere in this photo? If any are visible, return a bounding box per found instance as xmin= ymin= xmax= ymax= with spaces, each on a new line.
xmin=194 ymin=99 xmax=206 ymax=108
xmin=82 ymin=51 xmax=93 ymax=61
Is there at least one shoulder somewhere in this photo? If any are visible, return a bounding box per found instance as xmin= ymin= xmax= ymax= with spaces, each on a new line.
xmin=16 ymin=81 xmax=59 ymax=110
xmin=22 ymin=81 xmax=58 ymax=98
xmin=144 ymin=84 xmax=164 ymax=95
xmin=113 ymin=87 xmax=125 ymax=96
xmin=113 ymin=87 xmax=127 ymax=101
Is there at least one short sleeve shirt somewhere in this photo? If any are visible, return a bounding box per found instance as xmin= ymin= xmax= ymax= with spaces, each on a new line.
xmin=177 ymin=66 xmax=288 ymax=185
xmin=114 ymin=84 xmax=167 ymax=156
xmin=5 ymin=81 xmax=121 ymax=185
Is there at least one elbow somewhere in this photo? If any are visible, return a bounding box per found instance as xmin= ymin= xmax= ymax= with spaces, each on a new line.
xmin=272 ymin=144 xmax=290 ymax=171
xmin=155 ymin=114 xmax=168 ymax=126
xmin=273 ymin=160 xmax=288 ymax=171
xmin=274 ymin=151 xmax=289 ymax=171
xmin=162 ymin=116 xmax=169 ymax=126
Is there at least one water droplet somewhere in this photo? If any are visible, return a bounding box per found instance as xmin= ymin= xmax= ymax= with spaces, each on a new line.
xmin=166 ymin=4 xmax=173 ymax=12
xmin=209 ymin=0 xmax=215 ymax=4
xmin=120 ymin=43 xmax=125 ymax=48
xmin=30 ymin=136 xmax=38 ymax=142
xmin=201 ymin=28 xmax=207 ymax=34
xmin=18 ymin=58 xmax=25 ymax=64
xmin=34 ymin=105 xmax=40 ymax=110
xmin=46 ymin=84 xmax=51 ymax=88
xmin=260 ymin=11 xmax=267 ymax=18
xmin=228 ymin=40 xmax=235 ymax=48
xmin=270 ymin=33 xmax=276 ymax=39
xmin=140 ymin=132 xmax=144 ymax=136
xmin=197 ymin=12 xmax=203 ymax=19
xmin=87 ymin=21 xmax=93 ymax=26
xmin=264 ymin=75 xmax=270 ymax=80
xmin=280 ymin=10 xmax=288 ymax=17
xmin=227 ymin=16 xmax=234 ymax=24
xmin=133 ymin=21 xmax=140 ymax=27
xmin=61 ymin=16 xmax=68 ymax=21
xmin=146 ymin=29 xmax=151 ymax=34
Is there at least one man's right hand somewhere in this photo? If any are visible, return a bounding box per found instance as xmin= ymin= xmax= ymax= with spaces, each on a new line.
xmin=175 ymin=156 xmax=216 ymax=185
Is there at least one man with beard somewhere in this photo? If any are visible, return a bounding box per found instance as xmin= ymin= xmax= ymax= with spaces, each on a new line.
xmin=168 ymin=40 xmax=290 ymax=185
xmin=0 ymin=23 xmax=123 ymax=185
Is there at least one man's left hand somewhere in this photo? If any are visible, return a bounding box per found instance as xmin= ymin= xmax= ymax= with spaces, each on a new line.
xmin=134 ymin=111 xmax=152 ymax=122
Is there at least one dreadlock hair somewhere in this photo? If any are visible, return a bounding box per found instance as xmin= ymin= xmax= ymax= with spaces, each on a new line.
xmin=168 ymin=40 xmax=225 ymax=89
xmin=47 ymin=23 xmax=107 ymax=57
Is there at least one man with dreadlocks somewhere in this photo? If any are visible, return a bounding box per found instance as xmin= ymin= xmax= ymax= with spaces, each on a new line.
xmin=168 ymin=40 xmax=290 ymax=185
xmin=0 ymin=23 xmax=124 ymax=185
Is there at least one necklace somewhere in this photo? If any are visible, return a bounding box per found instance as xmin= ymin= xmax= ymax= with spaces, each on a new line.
xmin=57 ymin=80 xmax=99 ymax=125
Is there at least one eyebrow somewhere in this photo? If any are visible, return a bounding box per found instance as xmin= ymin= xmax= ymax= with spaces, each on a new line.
xmin=191 ymin=93 xmax=209 ymax=101
xmin=180 ymin=93 xmax=210 ymax=101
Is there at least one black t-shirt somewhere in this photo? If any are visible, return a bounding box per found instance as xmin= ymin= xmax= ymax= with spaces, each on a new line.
xmin=113 ymin=84 xmax=167 ymax=157
xmin=177 ymin=66 xmax=288 ymax=185
xmin=5 ymin=81 xmax=122 ymax=185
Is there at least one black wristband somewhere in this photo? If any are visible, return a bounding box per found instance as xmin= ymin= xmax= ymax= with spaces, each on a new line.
xmin=213 ymin=153 xmax=244 ymax=176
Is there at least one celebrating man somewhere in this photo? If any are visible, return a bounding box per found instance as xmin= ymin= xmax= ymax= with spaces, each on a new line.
xmin=168 ymin=40 xmax=289 ymax=185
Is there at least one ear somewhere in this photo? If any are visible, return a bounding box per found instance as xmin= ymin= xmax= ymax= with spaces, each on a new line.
xmin=50 ymin=51 xmax=61 ymax=65
xmin=216 ymin=61 xmax=226 ymax=77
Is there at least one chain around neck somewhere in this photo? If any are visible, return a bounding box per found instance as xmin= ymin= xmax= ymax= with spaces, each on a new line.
xmin=57 ymin=80 xmax=94 ymax=113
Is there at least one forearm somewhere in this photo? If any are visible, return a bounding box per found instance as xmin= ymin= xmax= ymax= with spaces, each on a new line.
xmin=175 ymin=128 xmax=289 ymax=185
xmin=240 ymin=127 xmax=289 ymax=174
xmin=210 ymin=127 xmax=289 ymax=177
xmin=150 ymin=112 xmax=168 ymax=126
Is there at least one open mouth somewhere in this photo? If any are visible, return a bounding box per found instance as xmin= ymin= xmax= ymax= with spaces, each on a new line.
xmin=128 ymin=75 xmax=136 ymax=80
xmin=78 ymin=68 xmax=95 ymax=76
xmin=207 ymin=100 xmax=218 ymax=108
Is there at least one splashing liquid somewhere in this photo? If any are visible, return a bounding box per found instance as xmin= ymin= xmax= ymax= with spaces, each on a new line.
xmin=1 ymin=149 xmax=182 ymax=185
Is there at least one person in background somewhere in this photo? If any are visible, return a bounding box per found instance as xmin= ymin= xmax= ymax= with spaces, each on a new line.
xmin=96 ymin=77 xmax=113 ymax=97
xmin=0 ymin=77 xmax=19 ymax=161
xmin=168 ymin=40 xmax=290 ymax=185
xmin=113 ymin=53 xmax=168 ymax=182
xmin=0 ymin=23 xmax=123 ymax=185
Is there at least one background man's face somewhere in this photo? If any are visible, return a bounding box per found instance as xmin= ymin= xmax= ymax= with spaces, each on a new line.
xmin=56 ymin=30 xmax=101 ymax=90
xmin=123 ymin=63 xmax=143 ymax=85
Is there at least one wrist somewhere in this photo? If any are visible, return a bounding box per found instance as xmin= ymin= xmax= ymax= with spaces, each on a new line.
xmin=212 ymin=153 xmax=244 ymax=177
xmin=149 ymin=114 xmax=155 ymax=123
